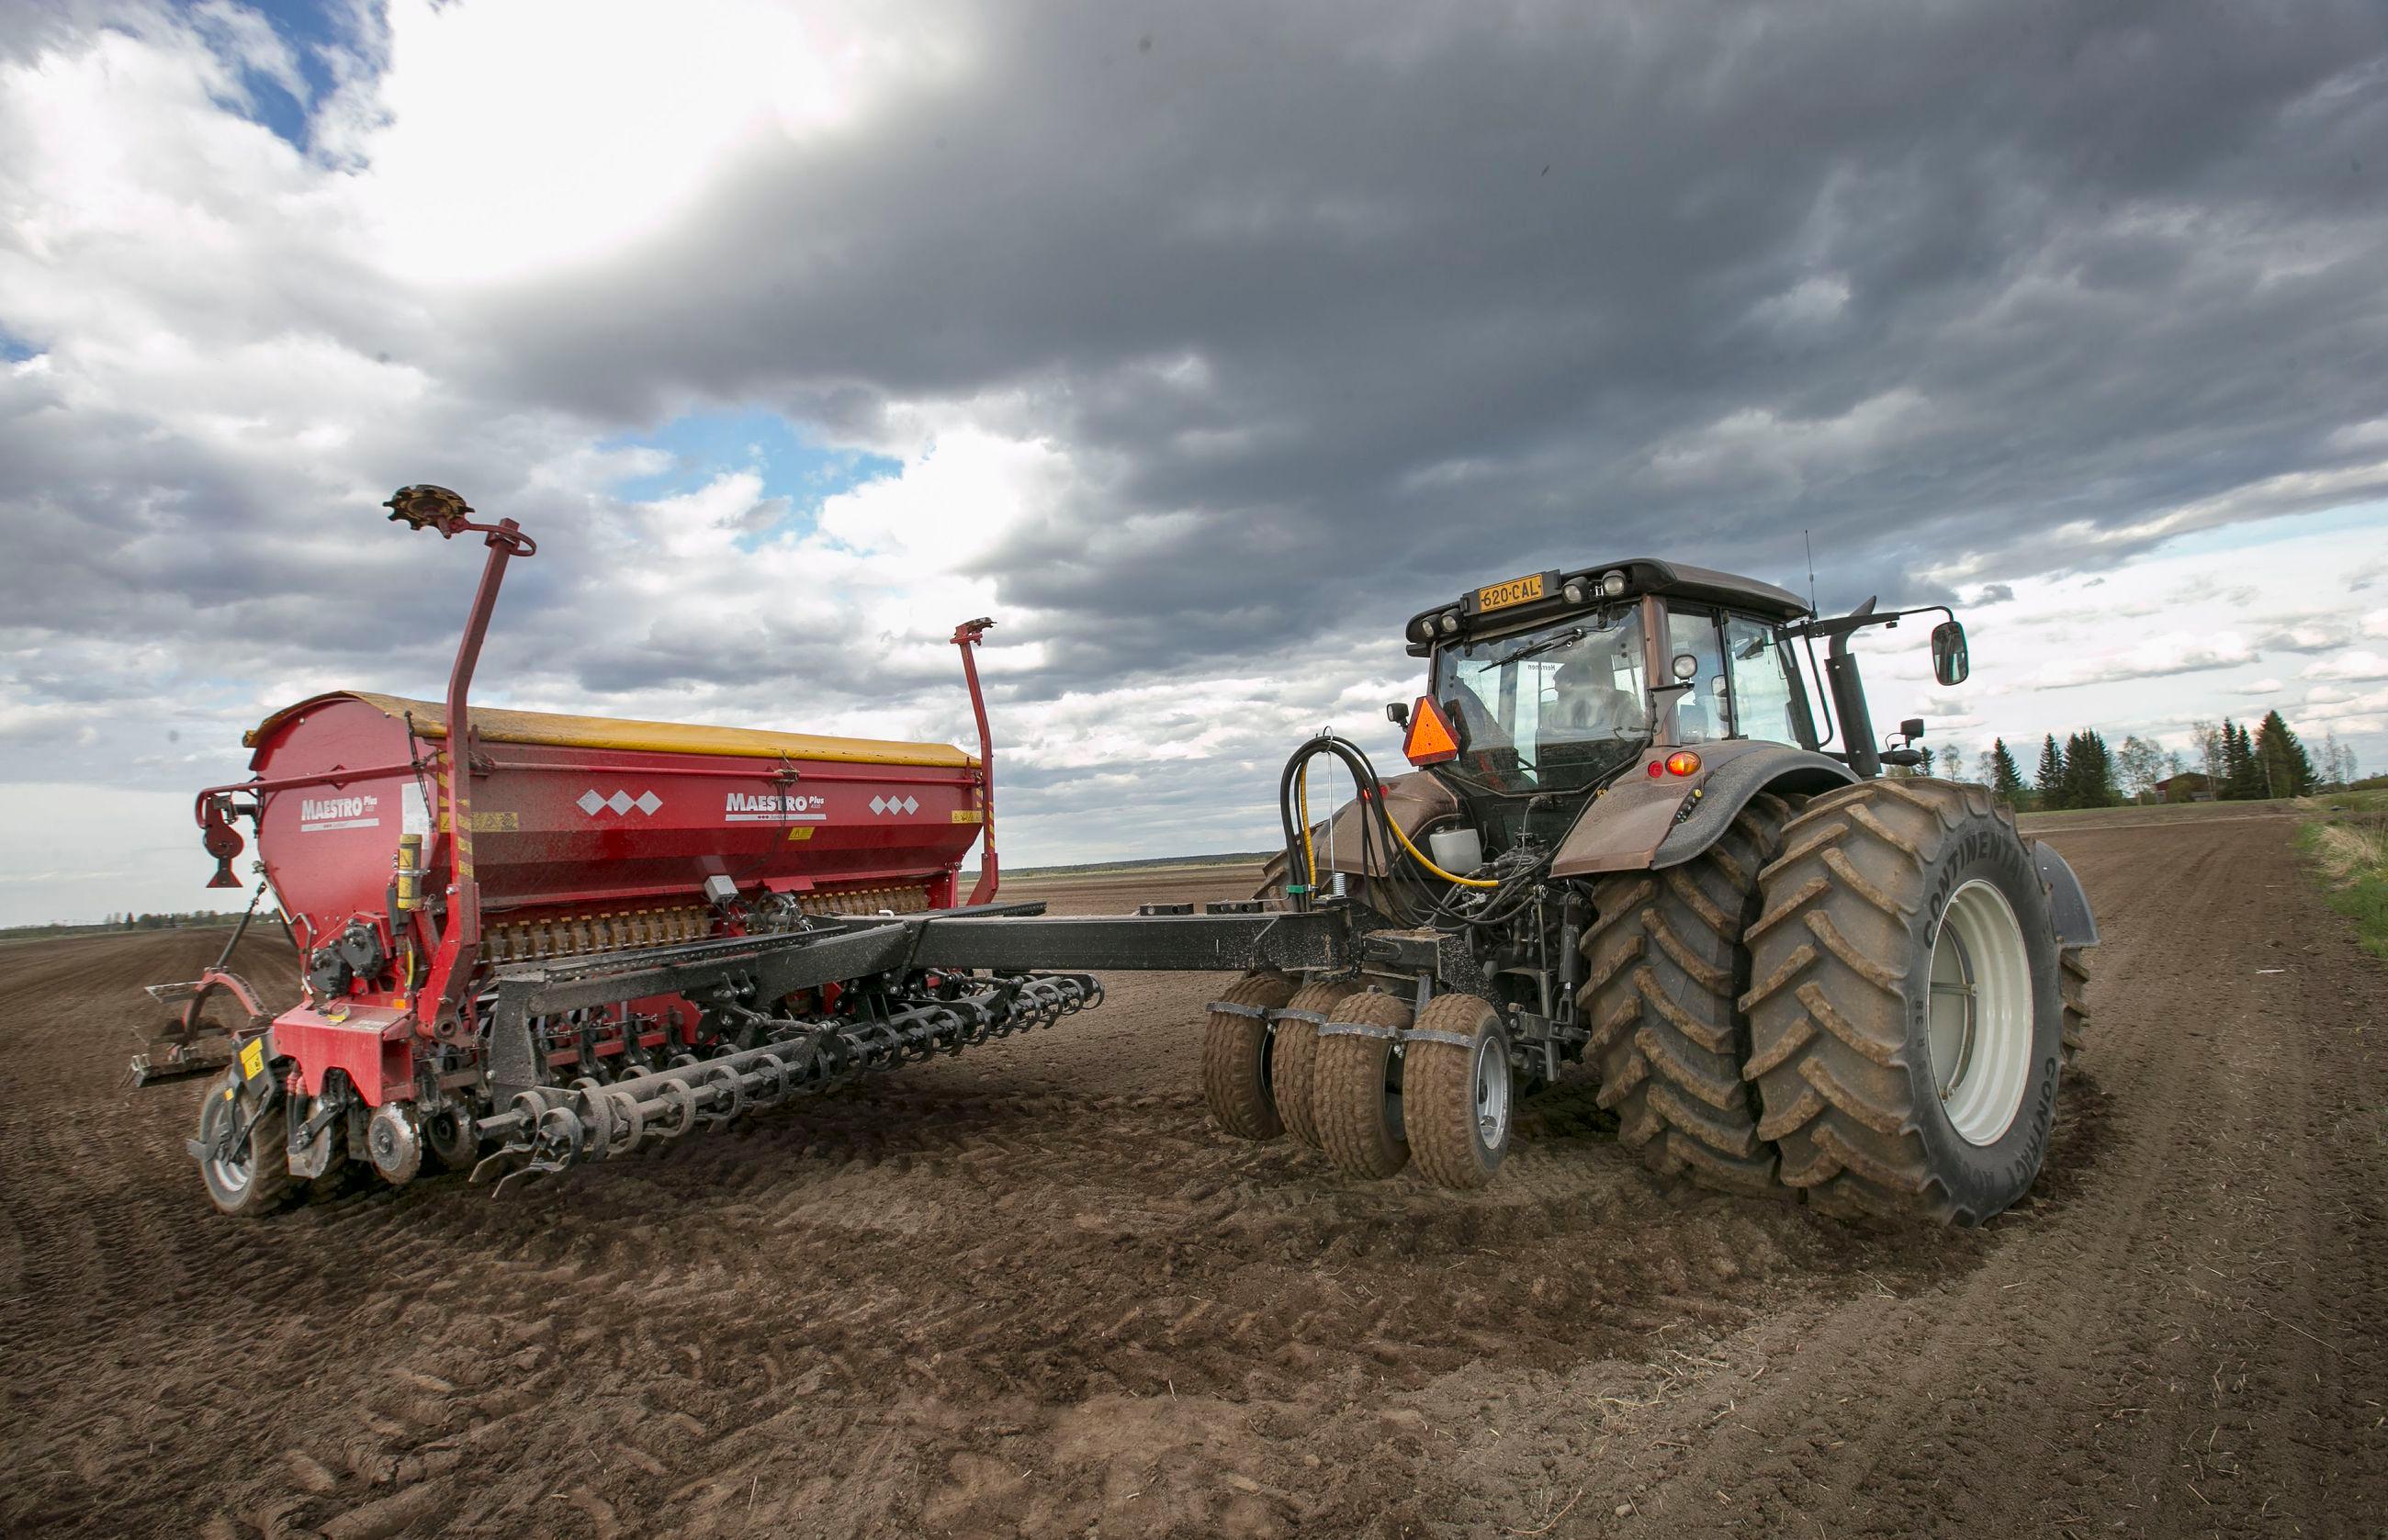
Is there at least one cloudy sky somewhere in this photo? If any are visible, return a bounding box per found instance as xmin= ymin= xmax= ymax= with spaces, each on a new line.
xmin=4 ymin=0 xmax=2386 ymax=925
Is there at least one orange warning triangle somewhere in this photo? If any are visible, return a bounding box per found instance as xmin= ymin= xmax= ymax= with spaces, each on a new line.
xmin=1402 ymin=695 xmax=1461 ymax=766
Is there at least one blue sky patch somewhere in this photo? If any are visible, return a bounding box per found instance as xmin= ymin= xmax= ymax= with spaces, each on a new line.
xmin=208 ymin=1 xmax=350 ymax=152
xmin=606 ymin=410 xmax=903 ymax=545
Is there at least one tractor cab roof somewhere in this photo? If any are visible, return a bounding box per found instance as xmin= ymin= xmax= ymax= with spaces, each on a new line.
xmin=1403 ymin=557 xmax=1809 ymax=655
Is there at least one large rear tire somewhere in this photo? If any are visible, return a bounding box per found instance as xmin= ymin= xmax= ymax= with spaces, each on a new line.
xmin=1580 ymin=793 xmax=1792 ymax=1194
xmin=1742 ymin=780 xmax=2062 ymax=1225
xmin=195 ymin=1070 xmax=297 ymax=1218
xmin=1270 ymin=979 xmax=1359 ymax=1150
xmin=2059 ymin=946 xmax=2091 ymax=1068
xmin=1201 ymin=971 xmax=1301 ymax=1140
xmin=1403 ymin=995 xmax=1513 ymax=1191
xmin=1314 ymin=991 xmax=1412 ymax=1179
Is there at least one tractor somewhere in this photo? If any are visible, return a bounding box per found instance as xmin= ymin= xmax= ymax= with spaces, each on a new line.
xmin=1208 ymin=558 xmax=2096 ymax=1223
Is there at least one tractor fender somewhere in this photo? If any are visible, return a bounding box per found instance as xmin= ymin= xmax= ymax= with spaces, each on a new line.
xmin=1549 ymin=743 xmax=1856 ymax=878
xmin=2032 ymin=840 xmax=2100 ymax=949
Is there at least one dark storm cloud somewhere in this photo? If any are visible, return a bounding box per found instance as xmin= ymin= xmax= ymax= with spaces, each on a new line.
xmin=456 ymin=0 xmax=2388 ymax=690
xmin=6 ymin=0 xmax=2388 ymax=834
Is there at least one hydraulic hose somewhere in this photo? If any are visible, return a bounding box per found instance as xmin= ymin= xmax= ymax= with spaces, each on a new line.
xmin=1277 ymin=736 xmax=1498 ymax=915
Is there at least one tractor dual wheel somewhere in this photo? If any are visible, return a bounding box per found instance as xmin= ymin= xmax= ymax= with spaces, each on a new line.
xmin=1270 ymin=979 xmax=1359 ymax=1150
xmin=1743 ymin=779 xmax=2062 ymax=1225
xmin=1314 ymin=991 xmax=1413 ymax=1178
xmin=1580 ymin=792 xmax=1794 ymax=1195
xmin=1402 ymin=994 xmax=1514 ymax=1191
xmin=194 ymin=1069 xmax=298 ymax=1218
xmin=1201 ymin=971 xmax=1301 ymax=1140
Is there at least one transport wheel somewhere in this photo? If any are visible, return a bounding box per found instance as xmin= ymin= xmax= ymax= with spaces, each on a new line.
xmin=1201 ymin=971 xmax=1301 ymax=1140
xmin=1402 ymin=995 xmax=1512 ymax=1191
xmin=1743 ymin=780 xmax=2062 ymax=1224
xmin=1579 ymin=792 xmax=1794 ymax=1195
xmin=422 ymin=1106 xmax=477 ymax=1172
xmin=2059 ymin=946 xmax=2091 ymax=1069
xmin=1271 ymin=979 xmax=1359 ymax=1151
xmin=194 ymin=1069 xmax=297 ymax=1218
xmin=1314 ymin=991 xmax=1412 ymax=1179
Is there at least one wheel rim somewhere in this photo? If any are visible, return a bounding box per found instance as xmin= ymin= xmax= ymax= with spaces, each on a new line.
xmin=1927 ymin=878 xmax=2033 ymax=1145
xmin=1471 ymin=1032 xmax=1511 ymax=1151
xmin=205 ymin=1085 xmax=254 ymax=1195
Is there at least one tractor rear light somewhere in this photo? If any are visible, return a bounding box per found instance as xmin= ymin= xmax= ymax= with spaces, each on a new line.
xmin=1666 ymin=750 xmax=1701 ymax=777
xmin=1646 ymin=760 xmax=1663 ymax=778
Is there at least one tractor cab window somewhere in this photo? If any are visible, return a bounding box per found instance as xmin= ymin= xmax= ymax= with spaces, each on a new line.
xmin=1666 ymin=608 xmax=1730 ymax=743
xmin=1723 ymin=613 xmax=1804 ymax=745
xmin=1431 ymin=605 xmax=1650 ymax=795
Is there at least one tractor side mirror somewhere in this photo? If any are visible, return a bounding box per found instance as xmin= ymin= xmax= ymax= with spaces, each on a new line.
xmin=1931 ymin=620 xmax=1970 ymax=686
xmin=1385 ymin=701 xmax=1410 ymax=726
xmin=1899 ymin=717 xmax=1926 ymax=743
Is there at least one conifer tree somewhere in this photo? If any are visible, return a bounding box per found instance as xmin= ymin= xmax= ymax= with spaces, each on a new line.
xmin=1990 ymin=738 xmax=2025 ymax=801
xmin=2254 ymin=710 xmax=2315 ymax=797
xmin=2035 ymin=734 xmax=2067 ymax=810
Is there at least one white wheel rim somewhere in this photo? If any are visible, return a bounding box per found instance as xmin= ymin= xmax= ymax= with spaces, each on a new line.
xmin=1472 ymin=1032 xmax=1511 ymax=1150
xmin=1927 ymin=878 xmax=2033 ymax=1145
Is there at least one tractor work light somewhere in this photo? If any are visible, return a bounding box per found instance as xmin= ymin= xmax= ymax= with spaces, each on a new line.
xmin=1439 ymin=611 xmax=1460 ymax=635
xmin=1600 ymin=569 xmax=1628 ymax=597
xmin=1561 ymin=579 xmax=1587 ymax=605
xmin=1665 ymin=750 xmax=1702 ymax=776
xmin=1410 ymin=617 xmax=1436 ymax=644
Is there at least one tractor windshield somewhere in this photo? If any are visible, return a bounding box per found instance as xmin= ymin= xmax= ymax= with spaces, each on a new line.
xmin=1430 ymin=605 xmax=1650 ymax=795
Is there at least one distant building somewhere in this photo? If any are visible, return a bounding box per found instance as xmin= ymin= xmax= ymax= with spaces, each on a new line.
xmin=2155 ymin=771 xmax=2214 ymax=803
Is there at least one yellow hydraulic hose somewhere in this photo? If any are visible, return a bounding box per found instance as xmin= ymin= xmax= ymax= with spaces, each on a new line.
xmin=1294 ymin=745 xmax=1495 ymax=891
xmin=1388 ymin=815 xmax=1500 ymax=888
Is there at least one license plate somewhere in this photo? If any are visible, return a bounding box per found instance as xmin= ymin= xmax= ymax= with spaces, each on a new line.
xmin=1477 ymin=574 xmax=1545 ymax=613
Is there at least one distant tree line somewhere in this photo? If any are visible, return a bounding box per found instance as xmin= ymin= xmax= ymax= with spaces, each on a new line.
xmin=1945 ymin=709 xmax=2354 ymax=811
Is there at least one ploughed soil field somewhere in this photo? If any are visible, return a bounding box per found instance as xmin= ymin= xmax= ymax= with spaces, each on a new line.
xmin=4 ymin=808 xmax=2382 ymax=1538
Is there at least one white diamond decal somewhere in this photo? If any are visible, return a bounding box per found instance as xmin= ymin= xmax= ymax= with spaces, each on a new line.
xmin=900 ymin=795 xmax=919 ymax=815
xmin=577 ymin=790 xmax=604 ymax=815
xmin=634 ymin=791 xmax=661 ymax=815
xmin=869 ymin=795 xmax=889 ymax=815
xmin=607 ymin=791 xmax=634 ymax=814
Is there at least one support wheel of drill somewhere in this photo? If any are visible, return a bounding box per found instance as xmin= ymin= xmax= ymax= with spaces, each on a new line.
xmin=1271 ymin=979 xmax=1359 ymax=1151
xmin=1314 ymin=992 xmax=1412 ymax=1179
xmin=195 ymin=1070 xmax=297 ymax=1219
xmin=1201 ymin=971 xmax=1301 ymax=1140
xmin=1403 ymin=995 xmax=1512 ymax=1191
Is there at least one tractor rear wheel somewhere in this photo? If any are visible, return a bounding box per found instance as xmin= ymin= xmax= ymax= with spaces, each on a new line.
xmin=2059 ymin=946 xmax=2091 ymax=1068
xmin=1201 ymin=971 xmax=1301 ymax=1140
xmin=1271 ymin=979 xmax=1359 ymax=1150
xmin=1579 ymin=792 xmax=1793 ymax=1194
xmin=1402 ymin=995 xmax=1513 ymax=1191
xmin=195 ymin=1070 xmax=297 ymax=1218
xmin=1314 ymin=991 xmax=1412 ymax=1179
xmin=1742 ymin=779 xmax=2062 ymax=1224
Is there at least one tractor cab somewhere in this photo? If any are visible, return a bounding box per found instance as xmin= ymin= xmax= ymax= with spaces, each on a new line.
xmin=1393 ymin=560 xmax=1829 ymax=854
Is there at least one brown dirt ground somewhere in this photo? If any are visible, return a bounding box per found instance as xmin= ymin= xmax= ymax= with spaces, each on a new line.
xmin=2 ymin=808 xmax=2382 ymax=1538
